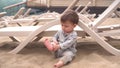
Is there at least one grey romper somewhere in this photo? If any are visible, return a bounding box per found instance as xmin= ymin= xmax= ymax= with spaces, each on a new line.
xmin=53 ymin=30 xmax=77 ymax=64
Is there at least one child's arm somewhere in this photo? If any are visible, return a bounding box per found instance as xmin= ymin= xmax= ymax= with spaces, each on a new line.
xmin=59 ymin=34 xmax=77 ymax=50
xmin=52 ymin=31 xmax=59 ymax=43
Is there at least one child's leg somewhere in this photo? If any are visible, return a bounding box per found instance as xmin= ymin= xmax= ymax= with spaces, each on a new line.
xmin=54 ymin=60 xmax=64 ymax=68
xmin=44 ymin=39 xmax=54 ymax=51
xmin=54 ymin=51 xmax=75 ymax=68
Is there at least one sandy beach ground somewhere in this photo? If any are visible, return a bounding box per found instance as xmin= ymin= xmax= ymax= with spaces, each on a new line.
xmin=0 ymin=18 xmax=120 ymax=68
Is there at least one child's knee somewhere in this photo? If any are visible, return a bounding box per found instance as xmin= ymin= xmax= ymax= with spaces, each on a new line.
xmin=63 ymin=51 xmax=75 ymax=57
xmin=60 ymin=54 xmax=74 ymax=64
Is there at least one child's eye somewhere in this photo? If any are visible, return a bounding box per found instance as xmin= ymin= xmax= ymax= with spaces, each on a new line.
xmin=65 ymin=26 xmax=68 ymax=27
xmin=65 ymin=26 xmax=69 ymax=28
xmin=61 ymin=24 xmax=69 ymax=28
xmin=61 ymin=24 xmax=64 ymax=26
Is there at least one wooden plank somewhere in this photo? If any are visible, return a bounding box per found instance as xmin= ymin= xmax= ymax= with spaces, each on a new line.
xmin=92 ymin=0 xmax=96 ymax=6
xmin=3 ymin=1 xmax=26 ymax=10
xmin=93 ymin=0 xmax=120 ymax=28
xmin=47 ymin=0 xmax=50 ymax=7
xmin=78 ymin=20 xmax=120 ymax=56
xmin=0 ymin=18 xmax=57 ymax=25
xmin=23 ymin=8 xmax=31 ymax=17
xmin=75 ymin=4 xmax=81 ymax=12
xmin=13 ymin=7 xmax=25 ymax=19
xmin=0 ymin=25 xmax=83 ymax=36
xmin=0 ymin=12 xmax=7 ymax=18
xmin=95 ymin=0 xmax=115 ymax=7
xmin=79 ymin=2 xmax=91 ymax=14
xmin=97 ymin=24 xmax=120 ymax=32
xmin=98 ymin=29 xmax=120 ymax=36
xmin=27 ymin=0 xmax=115 ymax=7
xmin=63 ymin=0 xmax=79 ymax=13
xmin=0 ymin=26 xmax=40 ymax=36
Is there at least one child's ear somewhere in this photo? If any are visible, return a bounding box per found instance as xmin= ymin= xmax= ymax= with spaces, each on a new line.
xmin=74 ymin=24 xmax=77 ymax=27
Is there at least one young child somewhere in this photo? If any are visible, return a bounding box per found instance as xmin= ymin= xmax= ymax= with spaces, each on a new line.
xmin=44 ymin=10 xmax=79 ymax=68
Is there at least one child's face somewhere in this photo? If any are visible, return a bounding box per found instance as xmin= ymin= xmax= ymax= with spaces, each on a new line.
xmin=61 ymin=21 xmax=76 ymax=33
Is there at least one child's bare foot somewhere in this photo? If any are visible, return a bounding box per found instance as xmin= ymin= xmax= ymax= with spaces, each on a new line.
xmin=54 ymin=61 xmax=64 ymax=68
xmin=44 ymin=39 xmax=54 ymax=51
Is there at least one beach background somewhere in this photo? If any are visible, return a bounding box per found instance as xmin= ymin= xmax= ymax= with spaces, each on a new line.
xmin=0 ymin=18 xmax=120 ymax=68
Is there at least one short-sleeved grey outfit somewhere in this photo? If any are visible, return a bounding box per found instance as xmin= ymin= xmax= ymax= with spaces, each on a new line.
xmin=53 ymin=30 xmax=77 ymax=64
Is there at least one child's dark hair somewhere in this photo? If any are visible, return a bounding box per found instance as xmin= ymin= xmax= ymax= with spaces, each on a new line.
xmin=61 ymin=10 xmax=79 ymax=24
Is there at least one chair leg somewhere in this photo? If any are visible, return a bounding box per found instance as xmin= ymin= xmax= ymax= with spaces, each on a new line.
xmin=9 ymin=36 xmax=21 ymax=42
xmin=32 ymin=36 xmax=42 ymax=42
xmin=78 ymin=20 xmax=120 ymax=56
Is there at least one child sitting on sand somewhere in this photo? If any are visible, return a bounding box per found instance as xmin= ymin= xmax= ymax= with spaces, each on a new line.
xmin=44 ymin=10 xmax=79 ymax=68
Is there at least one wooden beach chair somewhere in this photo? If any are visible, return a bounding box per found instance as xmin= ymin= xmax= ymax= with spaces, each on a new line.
xmin=0 ymin=8 xmax=26 ymax=42
xmin=0 ymin=7 xmax=32 ymax=42
xmin=78 ymin=0 xmax=120 ymax=56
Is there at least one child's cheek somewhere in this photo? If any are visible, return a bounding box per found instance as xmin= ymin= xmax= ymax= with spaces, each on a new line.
xmin=66 ymin=28 xmax=69 ymax=31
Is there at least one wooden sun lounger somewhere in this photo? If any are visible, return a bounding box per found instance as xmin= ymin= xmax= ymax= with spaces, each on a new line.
xmin=1 ymin=7 xmax=32 ymax=42
xmin=93 ymin=0 xmax=120 ymax=29
xmin=0 ymin=8 xmax=25 ymax=42
xmin=78 ymin=0 xmax=120 ymax=56
xmin=1 ymin=7 xmax=31 ymax=42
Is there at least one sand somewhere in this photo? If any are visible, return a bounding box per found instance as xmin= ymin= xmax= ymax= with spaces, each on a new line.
xmin=0 ymin=37 xmax=120 ymax=68
xmin=0 ymin=18 xmax=120 ymax=68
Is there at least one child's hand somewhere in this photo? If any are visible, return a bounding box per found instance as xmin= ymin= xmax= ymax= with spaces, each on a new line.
xmin=53 ymin=44 xmax=60 ymax=51
xmin=53 ymin=40 xmax=58 ymax=44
